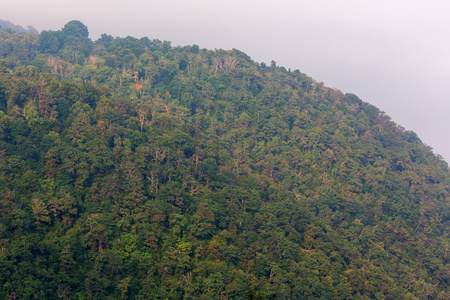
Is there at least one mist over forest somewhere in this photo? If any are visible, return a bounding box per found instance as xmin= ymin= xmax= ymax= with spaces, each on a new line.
xmin=0 ymin=19 xmax=37 ymax=34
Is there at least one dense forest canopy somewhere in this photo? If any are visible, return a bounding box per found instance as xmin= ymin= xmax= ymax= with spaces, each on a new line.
xmin=0 ymin=21 xmax=449 ymax=299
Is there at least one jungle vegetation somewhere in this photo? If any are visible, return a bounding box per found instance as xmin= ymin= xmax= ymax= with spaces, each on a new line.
xmin=0 ymin=20 xmax=449 ymax=299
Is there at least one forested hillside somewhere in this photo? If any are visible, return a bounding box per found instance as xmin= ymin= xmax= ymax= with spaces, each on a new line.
xmin=0 ymin=19 xmax=38 ymax=34
xmin=0 ymin=20 xmax=449 ymax=299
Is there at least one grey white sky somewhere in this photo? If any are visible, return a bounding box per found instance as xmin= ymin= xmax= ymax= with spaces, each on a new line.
xmin=3 ymin=0 xmax=450 ymax=162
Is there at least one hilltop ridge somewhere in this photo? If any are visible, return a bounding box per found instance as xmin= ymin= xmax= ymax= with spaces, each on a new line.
xmin=0 ymin=19 xmax=38 ymax=34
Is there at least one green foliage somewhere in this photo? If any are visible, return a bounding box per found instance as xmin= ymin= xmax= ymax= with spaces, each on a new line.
xmin=40 ymin=20 xmax=93 ymax=57
xmin=0 ymin=21 xmax=448 ymax=299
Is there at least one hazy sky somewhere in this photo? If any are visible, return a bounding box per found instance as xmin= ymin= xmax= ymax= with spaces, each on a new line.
xmin=3 ymin=0 xmax=450 ymax=162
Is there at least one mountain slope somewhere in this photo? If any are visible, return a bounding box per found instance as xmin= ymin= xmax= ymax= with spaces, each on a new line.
xmin=0 ymin=19 xmax=38 ymax=34
xmin=0 ymin=21 xmax=449 ymax=299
